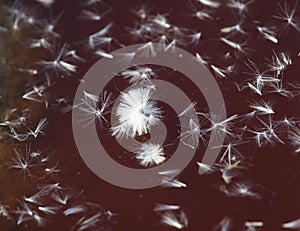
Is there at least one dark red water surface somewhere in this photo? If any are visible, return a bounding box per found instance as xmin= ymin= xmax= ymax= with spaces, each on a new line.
xmin=1 ymin=0 xmax=300 ymax=230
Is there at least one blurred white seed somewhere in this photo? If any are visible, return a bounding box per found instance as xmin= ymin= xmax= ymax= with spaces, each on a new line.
xmin=282 ymin=218 xmax=300 ymax=229
xmin=135 ymin=143 xmax=166 ymax=167
xmin=161 ymin=211 xmax=188 ymax=229
xmin=154 ymin=203 xmax=180 ymax=212
xmin=35 ymin=0 xmax=55 ymax=7
xmin=197 ymin=0 xmax=221 ymax=8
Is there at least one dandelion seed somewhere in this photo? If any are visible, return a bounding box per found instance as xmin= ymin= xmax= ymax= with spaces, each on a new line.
xmin=211 ymin=64 xmax=230 ymax=78
xmin=245 ymin=221 xmax=264 ymax=231
xmin=44 ymin=163 xmax=60 ymax=175
xmin=161 ymin=178 xmax=187 ymax=188
xmin=112 ymin=87 xmax=162 ymax=138
xmin=268 ymin=51 xmax=292 ymax=76
xmin=0 ymin=108 xmax=27 ymax=128
xmin=221 ymin=23 xmax=246 ymax=35
xmin=65 ymin=49 xmax=85 ymax=62
xmin=163 ymin=39 xmax=177 ymax=52
xmin=257 ymin=26 xmax=278 ymax=44
xmin=32 ymin=213 xmax=46 ymax=226
xmin=214 ymin=217 xmax=232 ymax=231
xmin=40 ymin=11 xmax=63 ymax=38
xmin=38 ymin=182 xmax=63 ymax=194
xmin=51 ymin=189 xmax=73 ymax=205
xmin=266 ymin=79 xmax=293 ymax=97
xmin=77 ymin=213 xmax=102 ymax=231
xmin=178 ymin=101 xmax=197 ymax=117
xmin=82 ymin=0 xmax=103 ymax=6
xmin=121 ymin=66 xmax=155 ymax=84
xmin=252 ymin=131 xmax=268 ymax=147
xmin=17 ymin=67 xmax=38 ymax=75
xmin=24 ymin=194 xmax=41 ymax=205
xmin=7 ymin=3 xmax=23 ymax=33
xmin=227 ymin=0 xmax=255 ymax=14
xmin=247 ymin=82 xmax=262 ymax=95
xmin=24 ymin=183 xmax=59 ymax=205
xmin=133 ymin=6 xmax=148 ymax=20
xmin=23 ymin=83 xmax=50 ymax=105
xmin=188 ymin=31 xmax=202 ymax=44
xmin=15 ymin=200 xmax=34 ymax=216
xmin=154 ymin=203 xmax=180 ymax=212
xmin=156 ymin=34 xmax=169 ymax=47
xmin=78 ymin=91 xmax=113 ymax=127
xmin=282 ymin=218 xmax=300 ymax=229
xmin=38 ymin=44 xmax=77 ymax=76
xmin=288 ymin=126 xmax=300 ymax=153
xmin=221 ymin=37 xmax=245 ymax=52
xmin=35 ymin=0 xmax=55 ymax=7
xmin=151 ymin=14 xmax=171 ymax=29
xmin=199 ymin=113 xmax=238 ymax=138
xmin=27 ymin=118 xmax=48 ymax=138
xmin=244 ymin=59 xmax=280 ymax=95
xmin=91 ymin=36 xmax=112 ymax=49
xmin=170 ymin=25 xmax=185 ymax=38
xmin=197 ymin=162 xmax=215 ymax=174
xmin=95 ymin=49 xmax=114 ymax=59
xmin=195 ymin=10 xmax=213 ymax=20
xmin=249 ymin=116 xmax=285 ymax=147
xmin=158 ymin=170 xmax=183 ymax=187
xmin=220 ymin=168 xmax=237 ymax=184
xmin=249 ymin=100 xmax=274 ymax=115
xmin=135 ymin=143 xmax=166 ymax=167
xmin=279 ymin=116 xmax=297 ymax=128
xmin=195 ymin=53 xmax=208 ymax=65
xmin=197 ymin=0 xmax=221 ymax=8
xmin=215 ymin=141 xmax=245 ymax=166
xmin=80 ymin=9 xmax=103 ymax=21
xmin=59 ymin=60 xmax=77 ymax=73
xmin=8 ymin=128 xmax=29 ymax=141
xmin=136 ymin=42 xmax=157 ymax=57
xmin=114 ymin=51 xmax=136 ymax=66
xmin=38 ymin=205 xmax=61 ymax=215
xmin=0 ymin=203 xmax=10 ymax=218
xmin=15 ymin=201 xmax=45 ymax=226
xmin=229 ymin=182 xmax=260 ymax=199
xmin=158 ymin=169 xmax=181 ymax=176
xmin=128 ymin=24 xmax=151 ymax=40
xmin=161 ymin=211 xmax=188 ymax=229
xmin=88 ymin=23 xmax=113 ymax=49
xmin=10 ymin=146 xmax=37 ymax=179
xmin=290 ymin=83 xmax=300 ymax=96
xmin=64 ymin=205 xmax=87 ymax=216
xmin=29 ymin=37 xmax=53 ymax=51
xmin=274 ymin=1 xmax=300 ymax=32
xmin=180 ymin=117 xmax=203 ymax=149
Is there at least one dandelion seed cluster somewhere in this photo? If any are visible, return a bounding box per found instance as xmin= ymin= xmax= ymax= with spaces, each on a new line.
xmin=0 ymin=0 xmax=300 ymax=230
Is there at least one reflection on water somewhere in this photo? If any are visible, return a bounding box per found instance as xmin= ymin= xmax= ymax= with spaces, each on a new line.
xmin=0 ymin=0 xmax=300 ymax=230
